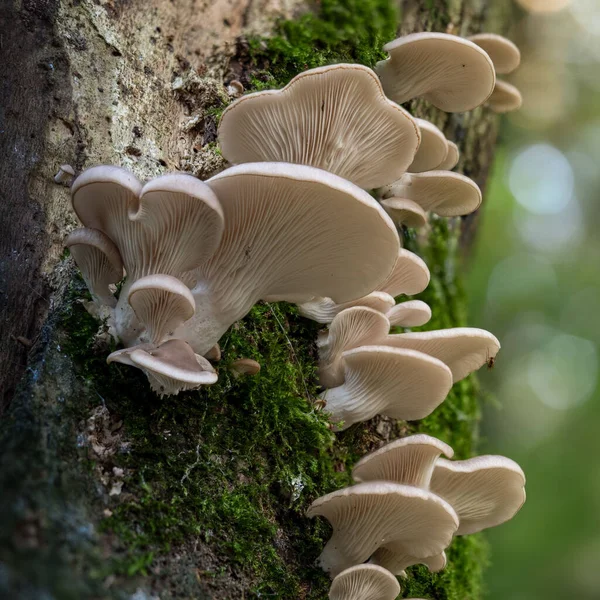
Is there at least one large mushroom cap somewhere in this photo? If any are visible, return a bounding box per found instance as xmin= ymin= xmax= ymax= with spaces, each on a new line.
xmin=376 ymin=33 xmax=496 ymax=112
xmin=381 ymin=198 xmax=428 ymax=229
xmin=382 ymin=327 xmax=501 ymax=382
xmin=487 ymin=80 xmax=523 ymax=113
xmin=65 ymin=227 xmax=124 ymax=307
xmin=430 ymin=456 xmax=526 ymax=535
xmin=320 ymin=346 xmax=453 ymax=430
xmin=381 ymin=171 xmax=482 ymax=218
xmin=218 ymin=64 xmax=420 ymax=189
xmin=329 ymin=564 xmax=400 ymax=600
xmin=438 ymin=140 xmax=460 ymax=171
xmin=372 ymin=546 xmax=447 ymax=577
xmin=307 ymin=482 xmax=458 ymax=576
xmin=409 ymin=118 xmax=448 ymax=173
xmin=127 ymin=274 xmax=195 ymax=345
xmin=386 ymin=300 xmax=432 ymax=328
xmin=297 ymin=292 xmax=396 ymax=324
xmin=318 ymin=307 xmax=390 ymax=388
xmin=468 ymin=34 xmax=521 ymax=74
xmin=352 ymin=434 xmax=454 ymax=488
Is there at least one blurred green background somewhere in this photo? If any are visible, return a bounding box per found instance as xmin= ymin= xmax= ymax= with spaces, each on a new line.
xmin=471 ymin=1 xmax=600 ymax=598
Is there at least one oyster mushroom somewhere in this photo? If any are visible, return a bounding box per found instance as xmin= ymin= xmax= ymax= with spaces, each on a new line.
xmin=329 ymin=564 xmax=400 ymax=600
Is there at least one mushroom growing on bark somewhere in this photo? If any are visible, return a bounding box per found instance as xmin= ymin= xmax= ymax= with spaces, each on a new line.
xmin=371 ymin=546 xmax=447 ymax=578
xmin=376 ymin=33 xmax=496 ymax=112
xmin=409 ymin=118 xmax=448 ymax=173
xmin=380 ymin=198 xmax=428 ymax=229
xmin=329 ymin=564 xmax=400 ymax=600
xmin=386 ymin=300 xmax=431 ymax=328
xmin=487 ymin=80 xmax=523 ymax=113
xmin=438 ymin=141 xmax=460 ymax=171
xmin=307 ymin=481 xmax=458 ymax=576
xmin=218 ymin=64 xmax=420 ymax=189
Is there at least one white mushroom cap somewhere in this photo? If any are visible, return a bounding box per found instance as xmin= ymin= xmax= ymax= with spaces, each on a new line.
xmin=319 ymin=346 xmax=453 ymax=430
xmin=379 ymin=248 xmax=430 ymax=298
xmin=430 ymin=456 xmax=526 ymax=535
xmin=352 ymin=434 xmax=454 ymax=488
xmin=65 ymin=227 xmax=124 ymax=307
xmin=386 ymin=300 xmax=432 ymax=328
xmin=372 ymin=546 xmax=447 ymax=577
xmin=376 ymin=33 xmax=496 ymax=112
xmin=230 ymin=358 xmax=261 ymax=377
xmin=381 ymin=198 xmax=427 ymax=229
xmin=108 ymin=339 xmax=217 ymax=396
xmin=298 ymin=292 xmax=396 ymax=324
xmin=487 ymin=80 xmax=523 ymax=113
xmin=381 ymin=171 xmax=482 ymax=217
xmin=409 ymin=118 xmax=448 ymax=173
xmin=468 ymin=34 xmax=521 ymax=75
xmin=438 ymin=141 xmax=459 ymax=171
xmin=307 ymin=482 xmax=459 ymax=576
xmin=127 ymin=274 xmax=195 ymax=345
xmin=329 ymin=564 xmax=400 ymax=600
xmin=218 ymin=64 xmax=420 ymax=189
xmin=381 ymin=327 xmax=501 ymax=382
xmin=179 ymin=162 xmax=399 ymax=354
xmin=318 ymin=307 xmax=390 ymax=388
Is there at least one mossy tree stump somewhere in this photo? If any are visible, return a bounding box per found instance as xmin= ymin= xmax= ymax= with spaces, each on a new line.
xmin=0 ymin=1 xmax=513 ymax=598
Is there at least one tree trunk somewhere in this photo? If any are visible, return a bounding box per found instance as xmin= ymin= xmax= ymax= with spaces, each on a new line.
xmin=0 ymin=1 xmax=513 ymax=598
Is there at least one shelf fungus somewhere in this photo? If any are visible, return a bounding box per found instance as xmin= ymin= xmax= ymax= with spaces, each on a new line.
xmin=409 ymin=118 xmax=448 ymax=173
xmin=218 ymin=64 xmax=420 ymax=189
xmin=329 ymin=564 xmax=400 ymax=600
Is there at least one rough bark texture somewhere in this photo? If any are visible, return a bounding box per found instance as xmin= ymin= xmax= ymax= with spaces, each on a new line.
xmin=0 ymin=1 xmax=513 ymax=598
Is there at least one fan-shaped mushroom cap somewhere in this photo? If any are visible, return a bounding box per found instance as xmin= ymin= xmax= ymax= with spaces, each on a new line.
xmin=329 ymin=564 xmax=400 ymax=600
xmin=381 ymin=171 xmax=482 ymax=217
xmin=409 ymin=119 xmax=448 ymax=173
xmin=307 ymin=482 xmax=458 ymax=576
xmin=487 ymin=80 xmax=523 ymax=113
xmin=468 ymin=34 xmax=521 ymax=74
xmin=318 ymin=307 xmax=390 ymax=388
xmin=376 ymin=33 xmax=496 ymax=112
xmin=430 ymin=456 xmax=526 ymax=535
xmin=178 ymin=163 xmax=399 ymax=354
xmin=381 ymin=198 xmax=427 ymax=229
xmin=372 ymin=546 xmax=447 ymax=577
xmin=108 ymin=339 xmax=217 ymax=396
xmin=438 ymin=141 xmax=459 ymax=171
xmin=379 ymin=248 xmax=430 ymax=298
xmin=127 ymin=275 xmax=195 ymax=345
xmin=298 ymin=292 xmax=395 ymax=324
xmin=65 ymin=228 xmax=123 ymax=307
xmin=218 ymin=64 xmax=420 ymax=189
xmin=319 ymin=346 xmax=452 ymax=430
xmin=352 ymin=434 xmax=454 ymax=488
xmin=382 ymin=328 xmax=500 ymax=382
xmin=386 ymin=300 xmax=432 ymax=328
xmin=230 ymin=358 xmax=261 ymax=377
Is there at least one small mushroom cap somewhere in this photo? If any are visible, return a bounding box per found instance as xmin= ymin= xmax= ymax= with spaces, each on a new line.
xmin=329 ymin=564 xmax=400 ymax=600
xmin=127 ymin=274 xmax=195 ymax=345
xmin=386 ymin=300 xmax=432 ymax=328
xmin=320 ymin=346 xmax=453 ymax=430
xmin=379 ymin=248 xmax=430 ymax=298
xmin=382 ymin=327 xmax=501 ymax=382
xmin=352 ymin=434 xmax=454 ymax=488
xmin=468 ymin=34 xmax=521 ymax=75
xmin=381 ymin=171 xmax=482 ymax=217
xmin=65 ymin=227 xmax=124 ymax=307
xmin=381 ymin=198 xmax=428 ymax=229
xmin=230 ymin=358 xmax=261 ymax=376
xmin=376 ymin=33 xmax=496 ymax=112
xmin=218 ymin=64 xmax=420 ymax=189
xmin=409 ymin=118 xmax=448 ymax=173
xmin=438 ymin=141 xmax=459 ymax=171
xmin=298 ymin=292 xmax=396 ymax=324
xmin=205 ymin=344 xmax=221 ymax=361
xmin=318 ymin=307 xmax=391 ymax=388
xmin=307 ymin=481 xmax=459 ymax=576
xmin=431 ymin=456 xmax=526 ymax=535
xmin=372 ymin=546 xmax=447 ymax=577
xmin=109 ymin=339 xmax=217 ymax=396
xmin=487 ymin=80 xmax=523 ymax=113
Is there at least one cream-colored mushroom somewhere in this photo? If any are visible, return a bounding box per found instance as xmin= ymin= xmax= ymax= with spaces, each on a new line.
xmin=381 ymin=198 xmax=427 ymax=229
xmin=468 ymin=34 xmax=521 ymax=75
xmin=218 ymin=64 xmax=420 ymax=189
xmin=319 ymin=346 xmax=452 ymax=430
xmin=381 ymin=171 xmax=482 ymax=217
xmin=438 ymin=141 xmax=459 ymax=171
xmin=409 ymin=118 xmax=448 ymax=173
xmin=386 ymin=300 xmax=431 ymax=328
xmin=372 ymin=546 xmax=447 ymax=578
xmin=230 ymin=358 xmax=261 ymax=378
xmin=298 ymin=292 xmax=396 ymax=324
xmin=487 ymin=80 xmax=523 ymax=113
xmin=376 ymin=33 xmax=496 ymax=112
xmin=318 ymin=307 xmax=390 ymax=388
xmin=430 ymin=455 xmax=526 ymax=535
xmin=307 ymin=482 xmax=458 ymax=576
xmin=329 ymin=564 xmax=400 ymax=600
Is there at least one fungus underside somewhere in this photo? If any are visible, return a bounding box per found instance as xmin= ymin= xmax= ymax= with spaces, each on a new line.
xmin=56 ymin=1 xmax=488 ymax=597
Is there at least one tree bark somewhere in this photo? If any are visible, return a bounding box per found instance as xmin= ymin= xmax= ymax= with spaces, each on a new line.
xmin=0 ymin=1 xmax=514 ymax=598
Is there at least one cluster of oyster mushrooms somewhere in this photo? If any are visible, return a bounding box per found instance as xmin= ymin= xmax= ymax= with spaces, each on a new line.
xmin=64 ymin=30 xmax=526 ymax=598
